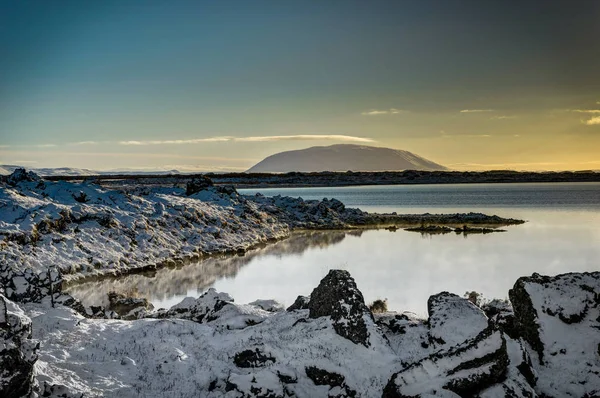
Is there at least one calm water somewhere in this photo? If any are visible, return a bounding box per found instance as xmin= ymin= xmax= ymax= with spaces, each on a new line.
xmin=67 ymin=183 xmax=600 ymax=315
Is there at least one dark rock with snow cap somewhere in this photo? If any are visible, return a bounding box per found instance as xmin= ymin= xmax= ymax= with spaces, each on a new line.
xmin=308 ymin=270 xmax=373 ymax=347
xmin=427 ymin=292 xmax=489 ymax=348
xmin=5 ymin=168 xmax=42 ymax=186
xmin=0 ymin=295 xmax=39 ymax=398
xmin=286 ymin=295 xmax=310 ymax=311
xmin=185 ymin=175 xmax=214 ymax=195
xmin=508 ymin=272 xmax=600 ymax=397
xmin=482 ymin=299 xmax=518 ymax=339
xmin=305 ymin=366 xmax=357 ymax=397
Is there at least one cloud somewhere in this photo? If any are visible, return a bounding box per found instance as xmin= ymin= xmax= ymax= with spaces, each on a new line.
xmin=36 ymin=144 xmax=57 ymax=148
xmin=361 ymin=108 xmax=407 ymax=115
xmin=584 ymin=116 xmax=600 ymax=125
xmin=442 ymin=134 xmax=491 ymax=138
xmin=440 ymin=131 xmax=491 ymax=138
xmin=235 ymin=135 xmax=374 ymax=143
xmin=490 ymin=115 xmax=517 ymax=120
xmin=460 ymin=109 xmax=494 ymax=113
xmin=570 ymin=109 xmax=600 ymax=113
xmin=119 ymin=137 xmax=232 ymax=145
xmin=70 ymin=141 xmax=100 ymax=145
xmin=120 ymin=135 xmax=375 ymax=145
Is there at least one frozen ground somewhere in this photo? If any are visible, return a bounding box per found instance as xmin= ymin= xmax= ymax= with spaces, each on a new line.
xmin=3 ymin=170 xmax=596 ymax=397
xmin=3 ymin=269 xmax=598 ymax=397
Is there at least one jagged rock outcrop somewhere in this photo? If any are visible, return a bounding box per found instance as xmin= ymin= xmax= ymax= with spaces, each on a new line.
xmin=308 ymin=270 xmax=374 ymax=347
xmin=482 ymin=299 xmax=518 ymax=339
xmin=185 ymin=175 xmax=214 ymax=195
xmin=5 ymin=168 xmax=41 ymax=186
xmin=0 ymin=295 xmax=39 ymax=398
xmin=286 ymin=295 xmax=310 ymax=311
xmin=509 ymin=272 xmax=600 ymax=397
xmin=427 ymin=292 xmax=489 ymax=348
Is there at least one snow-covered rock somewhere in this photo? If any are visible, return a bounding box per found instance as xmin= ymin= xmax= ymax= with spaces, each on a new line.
xmin=509 ymin=272 xmax=600 ymax=397
xmin=383 ymin=329 xmax=508 ymax=397
xmin=0 ymin=295 xmax=39 ymax=398
xmin=427 ymin=292 xmax=489 ymax=348
xmin=7 ymin=270 xmax=597 ymax=397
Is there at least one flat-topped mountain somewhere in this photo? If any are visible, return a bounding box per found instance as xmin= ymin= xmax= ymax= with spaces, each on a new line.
xmin=246 ymin=144 xmax=448 ymax=173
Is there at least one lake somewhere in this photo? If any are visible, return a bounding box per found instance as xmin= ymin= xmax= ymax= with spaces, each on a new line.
xmin=66 ymin=182 xmax=600 ymax=315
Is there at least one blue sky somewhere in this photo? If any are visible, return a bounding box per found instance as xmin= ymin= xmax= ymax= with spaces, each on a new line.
xmin=1 ymin=0 xmax=599 ymax=171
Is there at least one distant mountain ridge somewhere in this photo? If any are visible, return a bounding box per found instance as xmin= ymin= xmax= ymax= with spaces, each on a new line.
xmin=246 ymin=144 xmax=448 ymax=173
xmin=0 ymin=165 xmax=181 ymax=176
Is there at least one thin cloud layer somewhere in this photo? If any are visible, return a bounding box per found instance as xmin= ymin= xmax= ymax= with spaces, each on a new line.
xmin=490 ymin=115 xmax=517 ymax=120
xmin=120 ymin=138 xmax=232 ymax=145
xmin=235 ymin=135 xmax=374 ymax=142
xmin=119 ymin=135 xmax=374 ymax=145
xmin=571 ymin=109 xmax=600 ymax=113
xmin=361 ymin=108 xmax=406 ymax=115
xmin=460 ymin=109 xmax=495 ymax=113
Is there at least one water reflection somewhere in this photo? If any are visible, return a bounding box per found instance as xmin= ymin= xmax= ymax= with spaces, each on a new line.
xmin=66 ymin=208 xmax=599 ymax=316
xmin=66 ymin=230 xmax=362 ymax=309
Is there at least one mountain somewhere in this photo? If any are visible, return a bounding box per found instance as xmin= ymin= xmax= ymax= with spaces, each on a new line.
xmin=0 ymin=165 xmax=99 ymax=176
xmin=0 ymin=165 xmax=182 ymax=176
xmin=246 ymin=144 xmax=448 ymax=173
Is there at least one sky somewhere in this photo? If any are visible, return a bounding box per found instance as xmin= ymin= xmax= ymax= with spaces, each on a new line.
xmin=1 ymin=0 xmax=599 ymax=172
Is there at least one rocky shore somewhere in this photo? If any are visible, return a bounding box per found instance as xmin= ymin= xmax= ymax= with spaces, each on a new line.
xmin=41 ymin=170 xmax=600 ymax=189
xmin=1 ymin=270 xmax=598 ymax=397
xmin=1 ymin=169 xmax=521 ymax=304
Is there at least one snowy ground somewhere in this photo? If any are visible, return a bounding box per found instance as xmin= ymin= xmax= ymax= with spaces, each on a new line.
xmin=3 ymin=170 xmax=596 ymax=398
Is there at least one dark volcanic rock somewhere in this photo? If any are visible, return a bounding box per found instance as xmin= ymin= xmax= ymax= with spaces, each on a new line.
xmin=233 ymin=348 xmax=276 ymax=368
xmin=305 ymin=366 xmax=357 ymax=397
xmin=185 ymin=175 xmax=214 ymax=195
xmin=286 ymin=295 xmax=310 ymax=311
xmin=0 ymin=295 xmax=39 ymax=398
xmin=6 ymin=168 xmax=42 ymax=186
xmin=482 ymin=299 xmax=518 ymax=339
xmin=308 ymin=270 xmax=373 ymax=347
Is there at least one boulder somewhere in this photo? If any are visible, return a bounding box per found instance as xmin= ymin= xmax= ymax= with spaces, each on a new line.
xmin=482 ymin=299 xmax=518 ymax=339
xmin=427 ymin=292 xmax=489 ymax=348
xmin=107 ymin=291 xmax=154 ymax=320
xmin=509 ymin=272 xmax=600 ymax=397
xmin=185 ymin=176 xmax=214 ymax=195
xmin=286 ymin=295 xmax=310 ymax=311
xmin=308 ymin=270 xmax=373 ymax=347
xmin=305 ymin=366 xmax=357 ymax=397
xmin=0 ymin=295 xmax=39 ymax=398
xmin=6 ymin=168 xmax=41 ymax=186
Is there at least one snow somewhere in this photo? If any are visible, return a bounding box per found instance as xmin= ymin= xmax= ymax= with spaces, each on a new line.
xmin=521 ymin=272 xmax=600 ymax=397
